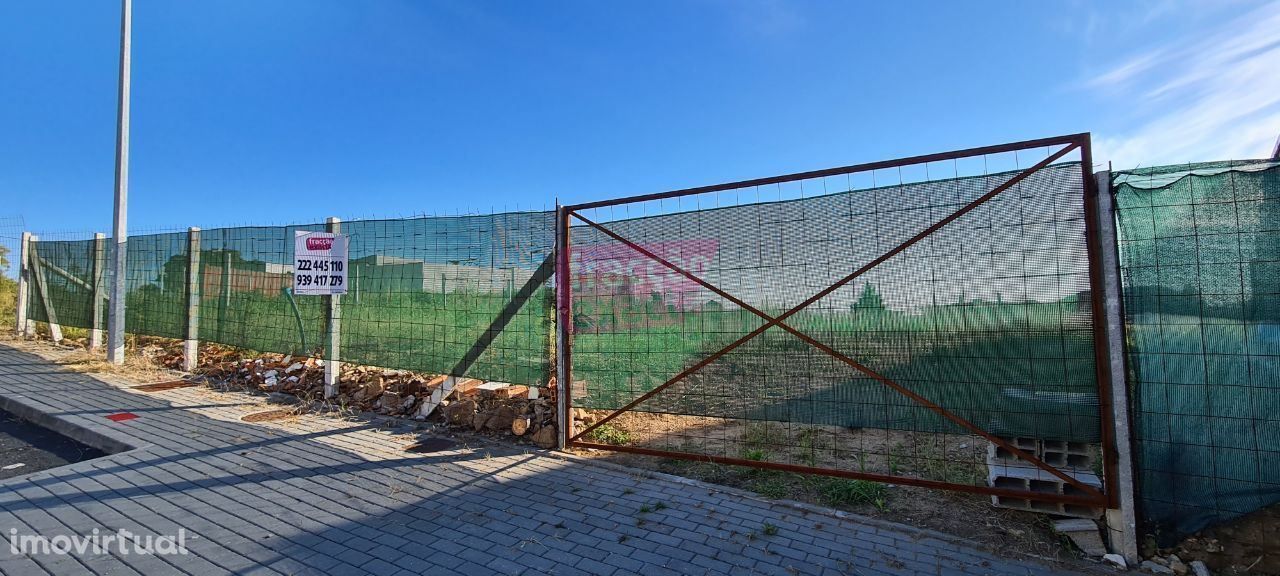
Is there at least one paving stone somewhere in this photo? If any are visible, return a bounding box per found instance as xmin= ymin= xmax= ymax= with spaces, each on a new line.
xmin=0 ymin=342 xmax=1089 ymax=576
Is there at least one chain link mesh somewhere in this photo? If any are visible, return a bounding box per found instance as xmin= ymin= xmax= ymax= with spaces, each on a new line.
xmin=22 ymin=212 xmax=555 ymax=385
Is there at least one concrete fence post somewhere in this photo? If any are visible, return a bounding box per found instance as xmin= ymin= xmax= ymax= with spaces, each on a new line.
xmin=1095 ymin=169 xmax=1140 ymax=564
xmin=183 ymin=227 xmax=201 ymax=372
xmin=324 ymin=217 xmax=342 ymax=399
xmin=15 ymin=232 xmax=32 ymax=337
xmin=89 ymin=233 xmax=107 ymax=351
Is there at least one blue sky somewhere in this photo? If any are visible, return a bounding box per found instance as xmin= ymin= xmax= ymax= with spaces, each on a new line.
xmin=1 ymin=0 xmax=1278 ymax=239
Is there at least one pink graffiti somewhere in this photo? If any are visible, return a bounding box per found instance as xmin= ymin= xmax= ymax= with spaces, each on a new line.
xmin=572 ymin=239 xmax=719 ymax=308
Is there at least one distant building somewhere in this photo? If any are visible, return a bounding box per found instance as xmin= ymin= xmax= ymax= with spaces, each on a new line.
xmin=351 ymin=255 xmax=535 ymax=297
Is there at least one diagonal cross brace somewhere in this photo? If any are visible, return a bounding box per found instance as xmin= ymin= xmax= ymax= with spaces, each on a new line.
xmin=568 ymin=142 xmax=1102 ymax=499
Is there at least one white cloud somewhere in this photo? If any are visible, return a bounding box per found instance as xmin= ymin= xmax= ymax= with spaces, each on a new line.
xmin=1089 ymin=1 xmax=1280 ymax=169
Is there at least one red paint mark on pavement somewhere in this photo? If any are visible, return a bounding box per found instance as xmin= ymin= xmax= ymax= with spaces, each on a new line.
xmin=105 ymin=413 xmax=138 ymax=422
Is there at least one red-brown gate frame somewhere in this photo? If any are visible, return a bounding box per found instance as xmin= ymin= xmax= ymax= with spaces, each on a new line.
xmin=557 ymin=133 xmax=1117 ymax=508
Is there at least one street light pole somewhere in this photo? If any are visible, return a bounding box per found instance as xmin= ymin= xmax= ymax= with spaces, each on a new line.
xmin=106 ymin=0 xmax=131 ymax=364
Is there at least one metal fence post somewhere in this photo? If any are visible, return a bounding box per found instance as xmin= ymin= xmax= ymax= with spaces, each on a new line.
xmin=324 ymin=217 xmax=342 ymax=398
xmin=15 ymin=232 xmax=31 ymax=337
xmin=89 ymin=233 xmax=106 ymax=351
xmin=555 ymin=205 xmax=570 ymax=450
xmin=183 ymin=227 xmax=201 ymax=372
xmin=1095 ymin=169 xmax=1140 ymax=564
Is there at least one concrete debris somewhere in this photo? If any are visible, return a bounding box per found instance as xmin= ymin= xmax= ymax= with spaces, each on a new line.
xmin=1142 ymin=560 xmax=1175 ymax=574
xmin=444 ymin=399 xmax=478 ymax=427
xmin=485 ymin=406 xmax=518 ymax=432
xmin=1102 ymin=554 xmax=1127 ymax=569
xmin=532 ymin=425 xmax=557 ymax=448
xmin=1050 ymin=518 xmax=1107 ymax=557
xmin=156 ymin=343 xmax=556 ymax=444
xmin=377 ymin=392 xmax=401 ymax=413
xmin=1189 ymin=560 xmax=1210 ymax=576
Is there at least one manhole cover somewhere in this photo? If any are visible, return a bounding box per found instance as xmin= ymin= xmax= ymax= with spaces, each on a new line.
xmin=403 ymin=438 xmax=457 ymax=453
xmin=241 ymin=410 xmax=295 ymax=423
xmin=133 ymin=380 xmax=198 ymax=392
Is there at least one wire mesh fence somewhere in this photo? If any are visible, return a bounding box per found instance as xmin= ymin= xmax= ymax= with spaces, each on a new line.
xmin=19 ymin=211 xmax=556 ymax=386
xmin=16 ymin=139 xmax=1280 ymax=544
xmin=0 ymin=216 xmax=25 ymax=280
xmin=563 ymin=136 xmax=1111 ymax=505
xmin=24 ymin=237 xmax=105 ymax=332
xmin=0 ymin=216 xmax=25 ymax=330
xmin=1114 ymin=159 xmax=1280 ymax=545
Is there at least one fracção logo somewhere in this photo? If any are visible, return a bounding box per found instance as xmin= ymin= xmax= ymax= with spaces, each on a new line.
xmin=306 ymin=237 xmax=334 ymax=251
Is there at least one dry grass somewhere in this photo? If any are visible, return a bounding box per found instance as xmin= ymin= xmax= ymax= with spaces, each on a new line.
xmin=51 ymin=344 xmax=176 ymax=382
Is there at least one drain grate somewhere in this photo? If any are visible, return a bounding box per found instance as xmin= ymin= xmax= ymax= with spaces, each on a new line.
xmin=241 ymin=410 xmax=296 ymax=423
xmin=133 ymin=380 xmax=199 ymax=392
xmin=403 ymin=437 xmax=457 ymax=454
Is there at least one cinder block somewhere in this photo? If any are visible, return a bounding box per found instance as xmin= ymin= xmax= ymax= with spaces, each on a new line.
xmin=988 ymin=465 xmax=1104 ymax=519
xmin=987 ymin=437 xmax=1098 ymax=473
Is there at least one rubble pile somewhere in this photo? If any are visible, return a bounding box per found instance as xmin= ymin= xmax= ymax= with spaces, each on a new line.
xmin=149 ymin=339 xmax=559 ymax=447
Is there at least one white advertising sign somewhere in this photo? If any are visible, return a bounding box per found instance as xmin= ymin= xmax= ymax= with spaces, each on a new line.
xmin=293 ymin=231 xmax=348 ymax=295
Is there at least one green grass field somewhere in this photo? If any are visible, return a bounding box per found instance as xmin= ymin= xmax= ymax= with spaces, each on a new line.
xmin=570 ymin=299 xmax=1103 ymax=441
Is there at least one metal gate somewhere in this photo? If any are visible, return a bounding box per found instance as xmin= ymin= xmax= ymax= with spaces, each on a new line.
xmin=557 ymin=134 xmax=1116 ymax=509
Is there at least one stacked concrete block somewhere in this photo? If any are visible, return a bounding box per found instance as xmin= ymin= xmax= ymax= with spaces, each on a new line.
xmin=987 ymin=437 xmax=1097 ymax=470
xmin=987 ymin=437 xmax=1103 ymax=519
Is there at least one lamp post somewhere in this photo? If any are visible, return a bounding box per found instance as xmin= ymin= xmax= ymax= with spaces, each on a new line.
xmin=106 ymin=0 xmax=130 ymax=364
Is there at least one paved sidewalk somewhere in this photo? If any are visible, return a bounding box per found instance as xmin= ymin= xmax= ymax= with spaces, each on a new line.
xmin=0 ymin=341 xmax=1091 ymax=576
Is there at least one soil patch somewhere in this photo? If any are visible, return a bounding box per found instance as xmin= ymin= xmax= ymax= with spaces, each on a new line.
xmin=1172 ymin=505 xmax=1280 ymax=576
xmin=572 ymin=409 xmax=1104 ymax=569
xmin=133 ymin=380 xmax=199 ymax=392
xmin=241 ymin=410 xmax=297 ymax=423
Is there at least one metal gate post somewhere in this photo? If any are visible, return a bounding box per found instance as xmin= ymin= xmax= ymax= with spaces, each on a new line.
xmin=1095 ymin=169 xmax=1140 ymax=564
xmin=555 ymin=205 xmax=571 ymax=450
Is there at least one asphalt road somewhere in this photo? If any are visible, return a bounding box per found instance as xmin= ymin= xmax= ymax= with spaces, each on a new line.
xmin=0 ymin=407 xmax=105 ymax=481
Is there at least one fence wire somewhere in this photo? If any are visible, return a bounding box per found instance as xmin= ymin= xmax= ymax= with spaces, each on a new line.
xmin=21 ymin=212 xmax=556 ymax=385
xmin=1114 ymin=159 xmax=1280 ymax=544
xmin=0 ymin=216 xmax=29 ymax=330
xmin=0 ymin=216 xmax=25 ymax=280
xmin=567 ymin=147 xmax=1106 ymax=497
